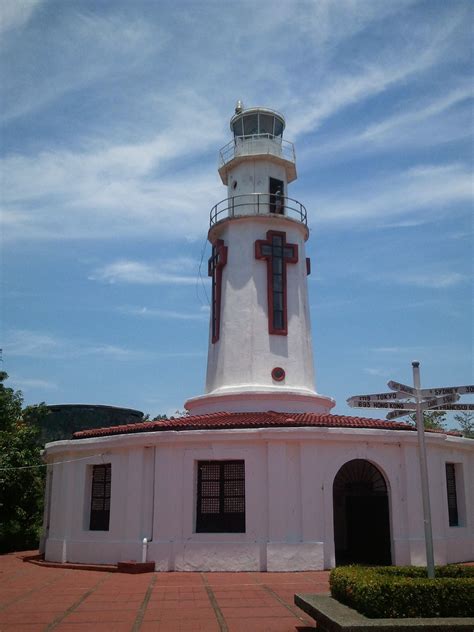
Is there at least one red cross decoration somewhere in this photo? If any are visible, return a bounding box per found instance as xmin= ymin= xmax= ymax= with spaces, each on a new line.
xmin=255 ymin=230 xmax=298 ymax=335
xmin=208 ymin=239 xmax=228 ymax=343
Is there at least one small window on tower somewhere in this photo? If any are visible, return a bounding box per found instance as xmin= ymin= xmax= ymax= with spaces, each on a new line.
xmin=208 ymin=240 xmax=228 ymax=343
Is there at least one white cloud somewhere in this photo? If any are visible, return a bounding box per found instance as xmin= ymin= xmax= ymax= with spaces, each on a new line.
xmin=311 ymin=163 xmax=472 ymax=227
xmin=305 ymin=85 xmax=473 ymax=161
xmin=8 ymin=377 xmax=58 ymax=390
xmin=354 ymin=265 xmax=469 ymax=290
xmin=373 ymin=346 xmax=425 ymax=354
xmin=278 ymin=3 xmax=472 ymax=155
xmin=358 ymin=86 xmax=472 ymax=143
xmin=90 ymin=260 xmax=200 ymax=285
xmin=4 ymin=329 xmax=60 ymax=357
xmin=0 ymin=0 xmax=42 ymax=35
xmin=3 ymin=329 xmax=145 ymax=361
xmin=1 ymin=95 xmax=223 ymax=242
xmin=363 ymin=368 xmax=390 ymax=377
xmin=392 ymin=272 xmax=468 ymax=289
xmin=3 ymin=328 xmax=206 ymax=361
xmin=120 ymin=306 xmax=208 ymax=321
xmin=1 ymin=11 xmax=168 ymax=123
xmin=1 ymin=1 xmax=471 ymax=246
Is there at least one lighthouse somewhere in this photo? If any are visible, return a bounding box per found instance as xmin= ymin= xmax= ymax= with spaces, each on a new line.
xmin=186 ymin=103 xmax=335 ymax=415
xmin=42 ymin=102 xmax=473 ymax=573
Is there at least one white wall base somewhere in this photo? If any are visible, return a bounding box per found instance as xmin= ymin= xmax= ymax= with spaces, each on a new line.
xmin=266 ymin=542 xmax=324 ymax=571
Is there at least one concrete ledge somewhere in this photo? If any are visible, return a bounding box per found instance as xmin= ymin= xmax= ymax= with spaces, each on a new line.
xmin=117 ymin=561 xmax=155 ymax=574
xmin=22 ymin=554 xmax=116 ymax=572
xmin=294 ymin=594 xmax=474 ymax=631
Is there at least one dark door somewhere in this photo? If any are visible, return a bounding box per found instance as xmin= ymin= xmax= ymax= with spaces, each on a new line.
xmin=346 ymin=495 xmax=391 ymax=565
xmin=269 ymin=177 xmax=284 ymax=213
xmin=333 ymin=459 xmax=392 ymax=566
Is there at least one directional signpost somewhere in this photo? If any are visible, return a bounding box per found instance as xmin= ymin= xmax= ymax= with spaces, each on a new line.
xmin=347 ymin=362 xmax=474 ymax=580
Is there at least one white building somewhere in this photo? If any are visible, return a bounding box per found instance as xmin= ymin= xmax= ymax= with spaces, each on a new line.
xmin=42 ymin=104 xmax=473 ymax=571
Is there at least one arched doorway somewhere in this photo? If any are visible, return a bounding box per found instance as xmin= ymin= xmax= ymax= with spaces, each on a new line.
xmin=333 ymin=459 xmax=391 ymax=565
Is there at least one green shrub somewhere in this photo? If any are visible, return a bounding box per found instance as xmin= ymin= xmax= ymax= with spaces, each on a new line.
xmin=330 ymin=565 xmax=474 ymax=618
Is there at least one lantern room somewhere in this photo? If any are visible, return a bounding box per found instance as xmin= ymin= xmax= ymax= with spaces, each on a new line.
xmin=218 ymin=102 xmax=296 ymax=186
xmin=230 ymin=104 xmax=285 ymax=138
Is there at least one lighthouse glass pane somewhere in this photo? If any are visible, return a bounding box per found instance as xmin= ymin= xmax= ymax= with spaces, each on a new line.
xmin=197 ymin=461 xmax=245 ymax=533
xmin=243 ymin=114 xmax=258 ymax=136
xmin=274 ymin=119 xmax=284 ymax=136
xmin=259 ymin=114 xmax=274 ymax=135
xmin=232 ymin=117 xmax=243 ymax=137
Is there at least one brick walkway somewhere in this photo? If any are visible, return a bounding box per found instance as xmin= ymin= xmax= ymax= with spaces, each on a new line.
xmin=0 ymin=551 xmax=330 ymax=631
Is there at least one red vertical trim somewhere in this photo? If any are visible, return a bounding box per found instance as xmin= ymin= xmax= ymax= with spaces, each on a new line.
xmin=208 ymin=239 xmax=227 ymax=343
xmin=255 ymin=230 xmax=298 ymax=336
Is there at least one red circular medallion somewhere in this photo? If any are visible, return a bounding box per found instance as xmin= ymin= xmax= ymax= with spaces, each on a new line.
xmin=271 ymin=367 xmax=285 ymax=381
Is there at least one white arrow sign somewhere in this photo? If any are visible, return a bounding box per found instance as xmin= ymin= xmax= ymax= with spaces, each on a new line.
xmin=430 ymin=403 xmax=474 ymax=412
xmin=347 ymin=391 xmax=411 ymax=405
xmin=421 ymin=394 xmax=460 ymax=410
xmin=386 ymin=409 xmax=412 ymax=420
xmin=351 ymin=400 xmax=417 ymax=410
xmin=385 ymin=395 xmax=461 ymax=418
xmin=387 ymin=380 xmax=416 ymax=396
xmin=420 ymin=385 xmax=474 ymax=398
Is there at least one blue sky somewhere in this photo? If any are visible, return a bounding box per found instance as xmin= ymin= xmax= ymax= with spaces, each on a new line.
xmin=1 ymin=0 xmax=472 ymax=425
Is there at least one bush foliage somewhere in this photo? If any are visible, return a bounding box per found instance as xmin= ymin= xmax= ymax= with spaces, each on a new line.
xmin=330 ymin=565 xmax=474 ymax=618
xmin=0 ymin=372 xmax=47 ymax=553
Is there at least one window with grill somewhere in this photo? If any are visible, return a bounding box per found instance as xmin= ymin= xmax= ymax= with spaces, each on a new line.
xmin=89 ymin=464 xmax=111 ymax=531
xmin=445 ymin=463 xmax=459 ymax=527
xmin=196 ymin=461 xmax=245 ymax=533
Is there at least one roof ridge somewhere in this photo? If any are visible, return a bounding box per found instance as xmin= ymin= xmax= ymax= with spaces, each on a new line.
xmin=70 ymin=410 xmax=425 ymax=440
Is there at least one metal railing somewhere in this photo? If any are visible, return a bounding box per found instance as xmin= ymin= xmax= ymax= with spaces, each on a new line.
xmin=219 ymin=134 xmax=295 ymax=167
xmin=209 ymin=193 xmax=307 ymax=227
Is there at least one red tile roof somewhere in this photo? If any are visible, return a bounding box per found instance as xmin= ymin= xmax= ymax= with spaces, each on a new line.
xmin=71 ymin=411 xmax=436 ymax=439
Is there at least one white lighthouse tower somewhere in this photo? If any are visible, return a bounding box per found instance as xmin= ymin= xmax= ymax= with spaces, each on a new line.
xmin=185 ymin=103 xmax=334 ymax=415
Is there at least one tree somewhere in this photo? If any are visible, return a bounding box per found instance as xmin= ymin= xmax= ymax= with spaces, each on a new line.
xmin=408 ymin=409 xmax=447 ymax=431
xmin=454 ymin=411 xmax=474 ymax=439
xmin=0 ymin=372 xmax=48 ymax=553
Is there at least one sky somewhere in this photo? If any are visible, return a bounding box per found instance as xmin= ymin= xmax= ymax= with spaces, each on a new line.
xmin=1 ymin=0 xmax=472 ymax=427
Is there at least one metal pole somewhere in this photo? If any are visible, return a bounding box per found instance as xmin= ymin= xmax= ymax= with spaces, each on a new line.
xmin=412 ymin=361 xmax=435 ymax=579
